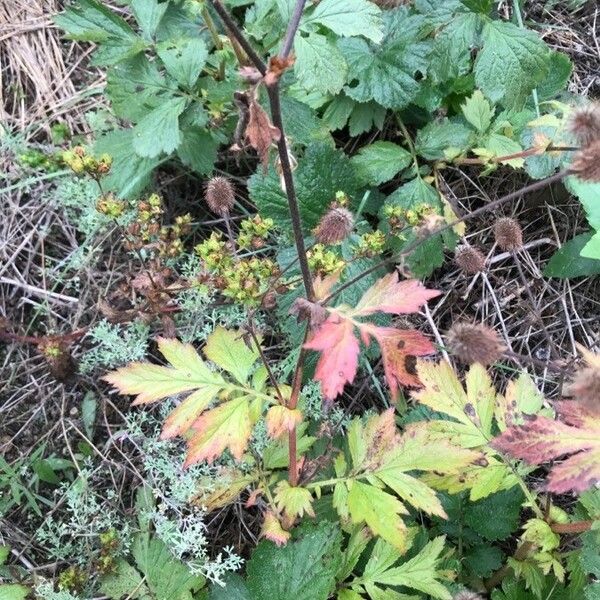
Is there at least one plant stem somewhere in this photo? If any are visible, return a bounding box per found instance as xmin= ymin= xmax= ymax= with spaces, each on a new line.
xmin=550 ymin=520 xmax=595 ymax=534
xmin=280 ymin=0 xmax=307 ymax=58
xmin=206 ymin=0 xmax=313 ymax=487
xmin=323 ymin=169 xmax=569 ymax=306
xmin=207 ymin=0 xmax=267 ymax=74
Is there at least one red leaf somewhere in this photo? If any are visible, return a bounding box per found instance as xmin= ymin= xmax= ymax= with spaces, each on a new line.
xmin=353 ymin=273 xmax=440 ymax=317
xmin=492 ymin=401 xmax=600 ymax=493
xmin=365 ymin=326 xmax=437 ymax=400
xmin=304 ymin=315 xmax=359 ymax=401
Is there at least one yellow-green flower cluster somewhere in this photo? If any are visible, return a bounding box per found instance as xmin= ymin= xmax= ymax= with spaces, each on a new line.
xmin=195 ymin=232 xmax=233 ymax=270
xmin=355 ymin=231 xmax=386 ymax=257
xmin=96 ymin=193 xmax=126 ymax=219
xmin=221 ymin=257 xmax=278 ymax=306
xmin=307 ymin=244 xmax=345 ymax=276
xmin=237 ymin=215 xmax=274 ymax=250
xmin=62 ymin=146 xmax=112 ymax=177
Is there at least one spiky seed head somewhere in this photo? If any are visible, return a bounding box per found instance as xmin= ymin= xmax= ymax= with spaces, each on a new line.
xmin=453 ymin=592 xmax=484 ymax=600
xmin=446 ymin=323 xmax=505 ymax=366
xmin=568 ymin=105 xmax=600 ymax=147
xmin=205 ymin=176 xmax=235 ymax=215
xmin=494 ymin=217 xmax=523 ymax=251
xmin=570 ymin=140 xmax=600 ymax=183
xmin=455 ymin=245 xmax=486 ymax=274
xmin=314 ymin=207 xmax=354 ymax=245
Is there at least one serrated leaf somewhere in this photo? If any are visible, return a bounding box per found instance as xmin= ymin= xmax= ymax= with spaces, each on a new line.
xmin=339 ymin=20 xmax=431 ymax=110
xmin=157 ymin=37 xmax=208 ymax=89
xmin=294 ymin=33 xmax=347 ymax=95
xmin=132 ymin=534 xmax=204 ymax=600
xmin=302 ymin=0 xmax=383 ymax=43
xmin=351 ymin=537 xmax=452 ymax=600
xmin=249 ymin=142 xmax=359 ymax=229
xmin=413 ymin=360 xmax=531 ymax=499
xmin=99 ymin=558 xmax=149 ymax=599
xmin=55 ymin=0 xmax=145 ymax=65
xmin=177 ymin=127 xmax=218 ymax=175
xmin=483 ymin=133 xmax=524 ymax=168
xmin=209 ymin=573 xmax=250 ymax=600
xmin=131 ymin=0 xmax=169 ymax=40
xmin=415 ymin=120 xmax=475 ymax=160
xmin=475 ymin=20 xmax=550 ymax=109
xmin=246 ymin=523 xmax=342 ymax=600
xmin=347 ymin=481 xmax=409 ymax=551
xmin=464 ymin=545 xmax=503 ymax=577
xmin=133 ymin=96 xmax=187 ymax=158
xmin=544 ymin=233 xmax=600 ymax=279
xmin=351 ymin=142 xmax=412 ymax=186
xmin=274 ymin=481 xmax=315 ymax=519
xmin=305 ymin=273 xmax=439 ymax=401
xmin=493 ymin=401 xmax=600 ymax=493
xmin=203 ymin=327 xmax=259 ymax=384
xmin=185 ymin=396 xmax=252 ymax=465
xmin=461 ymin=90 xmax=493 ymax=133
xmin=95 ymin=128 xmax=162 ymax=198
xmin=106 ymin=54 xmax=177 ymax=122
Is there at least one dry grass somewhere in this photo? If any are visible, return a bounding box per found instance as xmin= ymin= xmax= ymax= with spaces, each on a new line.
xmin=0 ymin=0 xmax=103 ymax=137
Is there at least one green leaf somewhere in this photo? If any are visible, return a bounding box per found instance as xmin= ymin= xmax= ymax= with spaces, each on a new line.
xmin=463 ymin=488 xmax=525 ymax=541
xmin=246 ymin=523 xmax=342 ymax=600
xmin=95 ymin=129 xmax=163 ymax=198
xmin=177 ymin=127 xmax=218 ymax=175
xmin=133 ymin=96 xmax=187 ymax=158
xmin=294 ymin=33 xmax=347 ymax=95
xmin=429 ymin=12 xmax=483 ymax=83
xmin=323 ymin=94 xmax=355 ymax=131
xmin=352 ymin=537 xmax=452 ymax=600
xmin=249 ymin=142 xmax=359 ymax=229
xmin=279 ymin=96 xmax=331 ymax=145
xmin=475 ymin=20 xmax=550 ymax=109
xmin=460 ymin=0 xmax=493 ymax=12
xmin=464 ymin=545 xmax=503 ymax=577
xmin=536 ymin=51 xmax=572 ymax=101
xmin=100 ymin=558 xmax=149 ymax=599
xmin=131 ymin=0 xmax=169 ymax=40
xmin=106 ymin=55 xmax=177 ymax=122
xmin=203 ymin=327 xmax=259 ymax=385
xmin=483 ymin=133 xmax=524 ymax=168
xmin=582 ymin=231 xmax=600 ymax=260
xmin=132 ymin=534 xmax=204 ymax=600
xmin=55 ymin=0 xmax=145 ymax=65
xmin=0 ymin=585 xmax=30 ymax=600
xmin=339 ymin=19 xmax=431 ymax=109
xmin=0 ymin=547 xmax=8 ymax=566
xmin=347 ymin=481 xmax=408 ymax=552
xmin=567 ymin=177 xmax=600 ymax=230
xmin=415 ymin=120 xmax=474 ymax=160
xmin=351 ymin=142 xmax=412 ymax=186
xmin=302 ymin=0 xmax=384 ymax=43
xmin=461 ymin=90 xmax=493 ymax=133
xmin=81 ymin=391 xmax=97 ymax=439
xmin=209 ymin=574 xmax=250 ymax=600
xmin=544 ymin=233 xmax=600 ymax=279
xmin=157 ymin=37 xmax=208 ymax=89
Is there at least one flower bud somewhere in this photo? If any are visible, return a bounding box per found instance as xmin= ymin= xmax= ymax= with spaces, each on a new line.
xmin=570 ymin=140 xmax=600 ymax=183
xmin=205 ymin=176 xmax=235 ymax=216
xmin=314 ymin=207 xmax=354 ymax=245
xmin=446 ymin=323 xmax=505 ymax=366
xmin=494 ymin=217 xmax=523 ymax=251
xmin=454 ymin=245 xmax=486 ymax=274
xmin=568 ymin=104 xmax=600 ymax=147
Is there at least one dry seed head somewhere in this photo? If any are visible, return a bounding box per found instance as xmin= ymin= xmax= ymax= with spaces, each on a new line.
xmin=454 ymin=244 xmax=486 ymax=274
xmin=314 ymin=207 xmax=354 ymax=245
xmin=568 ymin=104 xmax=600 ymax=147
xmin=570 ymin=140 xmax=600 ymax=183
xmin=446 ymin=322 xmax=505 ymax=366
xmin=205 ymin=176 xmax=235 ymax=215
xmin=494 ymin=217 xmax=523 ymax=251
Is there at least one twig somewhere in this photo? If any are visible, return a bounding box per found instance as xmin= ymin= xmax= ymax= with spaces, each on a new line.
xmin=323 ymin=170 xmax=569 ymax=306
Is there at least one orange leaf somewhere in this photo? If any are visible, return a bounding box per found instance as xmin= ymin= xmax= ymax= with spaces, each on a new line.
xmin=265 ymin=405 xmax=303 ymax=439
xmin=304 ymin=315 xmax=359 ymax=401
